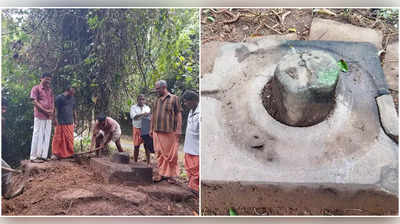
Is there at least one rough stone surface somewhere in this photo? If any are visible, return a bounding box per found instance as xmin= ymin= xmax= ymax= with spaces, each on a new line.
xmin=383 ymin=42 xmax=399 ymax=91
xmin=111 ymin=152 xmax=130 ymax=164
xmin=103 ymin=185 xmax=148 ymax=205
xmin=56 ymin=188 xmax=96 ymax=200
xmin=376 ymin=94 xmax=399 ymax=142
xmin=309 ymin=18 xmax=383 ymax=49
xmin=90 ymin=158 xmax=152 ymax=185
xmin=201 ymin=34 xmax=297 ymax=77
xmin=270 ymin=50 xmax=339 ymax=126
xmin=201 ymin=38 xmax=398 ymax=212
xmin=138 ymin=183 xmax=193 ymax=202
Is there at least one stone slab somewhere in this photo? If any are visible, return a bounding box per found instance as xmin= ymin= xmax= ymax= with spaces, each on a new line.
xmin=376 ymin=94 xmax=399 ymax=142
xmin=90 ymin=158 xmax=152 ymax=185
xmin=138 ymin=183 xmax=193 ymax=202
xmin=201 ymin=38 xmax=398 ymax=213
xmin=383 ymin=42 xmax=399 ymax=91
xmin=309 ymin=18 xmax=383 ymax=50
xmin=56 ymin=188 xmax=96 ymax=200
xmin=201 ymin=34 xmax=297 ymax=78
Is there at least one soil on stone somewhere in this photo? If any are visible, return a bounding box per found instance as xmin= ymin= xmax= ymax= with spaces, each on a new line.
xmin=2 ymin=159 xmax=198 ymax=216
xmin=201 ymin=8 xmax=399 ymax=111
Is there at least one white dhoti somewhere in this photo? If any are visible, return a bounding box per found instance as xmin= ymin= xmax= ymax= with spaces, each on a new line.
xmin=30 ymin=117 xmax=52 ymax=160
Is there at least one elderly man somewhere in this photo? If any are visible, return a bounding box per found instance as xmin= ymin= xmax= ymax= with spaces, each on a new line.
xmin=90 ymin=113 xmax=124 ymax=154
xmin=51 ymin=86 xmax=77 ymax=160
xmin=182 ymin=90 xmax=200 ymax=193
xmin=130 ymin=94 xmax=151 ymax=165
xmin=150 ymin=80 xmax=183 ymax=183
xmin=30 ymin=73 xmax=54 ymax=163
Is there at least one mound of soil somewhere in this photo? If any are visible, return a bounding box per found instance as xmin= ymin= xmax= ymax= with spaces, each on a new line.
xmin=2 ymin=159 xmax=198 ymax=216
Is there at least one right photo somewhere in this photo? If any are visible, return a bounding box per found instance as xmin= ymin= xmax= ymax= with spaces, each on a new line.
xmin=200 ymin=8 xmax=399 ymax=216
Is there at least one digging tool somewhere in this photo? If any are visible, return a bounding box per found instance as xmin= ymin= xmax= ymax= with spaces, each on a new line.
xmin=1 ymin=166 xmax=22 ymax=174
xmin=74 ymin=145 xmax=105 ymax=156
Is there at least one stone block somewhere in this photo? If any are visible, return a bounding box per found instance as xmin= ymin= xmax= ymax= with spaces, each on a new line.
xmin=383 ymin=42 xmax=399 ymax=91
xmin=90 ymin=158 xmax=152 ymax=185
xmin=309 ymin=18 xmax=383 ymax=49
xmin=201 ymin=38 xmax=398 ymax=214
xmin=111 ymin=152 xmax=130 ymax=164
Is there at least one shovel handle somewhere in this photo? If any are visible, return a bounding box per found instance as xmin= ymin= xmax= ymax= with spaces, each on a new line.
xmin=2 ymin=166 xmax=22 ymax=173
xmin=73 ymin=146 xmax=104 ymax=156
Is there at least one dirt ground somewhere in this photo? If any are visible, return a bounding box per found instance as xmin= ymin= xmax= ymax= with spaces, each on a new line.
xmin=2 ymin=154 xmax=198 ymax=216
xmin=201 ymin=8 xmax=399 ymax=110
xmin=202 ymin=182 xmax=398 ymax=216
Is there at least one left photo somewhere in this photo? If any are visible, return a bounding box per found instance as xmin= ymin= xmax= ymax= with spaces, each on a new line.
xmin=1 ymin=8 xmax=200 ymax=216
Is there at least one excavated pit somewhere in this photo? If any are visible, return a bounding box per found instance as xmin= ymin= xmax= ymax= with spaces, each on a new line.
xmin=201 ymin=39 xmax=398 ymax=215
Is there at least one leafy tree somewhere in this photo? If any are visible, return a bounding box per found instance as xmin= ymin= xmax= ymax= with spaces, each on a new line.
xmin=2 ymin=9 xmax=199 ymax=166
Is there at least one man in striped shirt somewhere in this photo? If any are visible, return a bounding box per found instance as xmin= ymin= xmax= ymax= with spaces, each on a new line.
xmin=150 ymin=80 xmax=182 ymax=183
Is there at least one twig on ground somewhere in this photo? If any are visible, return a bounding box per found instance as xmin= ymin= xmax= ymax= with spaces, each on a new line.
xmin=263 ymin=23 xmax=283 ymax=34
xmin=210 ymin=9 xmax=227 ymax=14
xmin=223 ymin=11 xmax=240 ymax=24
xmin=281 ymin=11 xmax=292 ymax=24
xmin=66 ymin=200 xmax=74 ymax=215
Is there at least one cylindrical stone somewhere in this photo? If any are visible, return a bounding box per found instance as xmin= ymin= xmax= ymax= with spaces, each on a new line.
xmin=270 ymin=50 xmax=340 ymax=126
xmin=111 ymin=152 xmax=130 ymax=164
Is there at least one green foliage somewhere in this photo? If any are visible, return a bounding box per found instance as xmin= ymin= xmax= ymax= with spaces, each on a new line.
xmin=338 ymin=59 xmax=349 ymax=72
xmin=229 ymin=208 xmax=238 ymax=216
xmin=2 ymin=9 xmax=199 ymax=165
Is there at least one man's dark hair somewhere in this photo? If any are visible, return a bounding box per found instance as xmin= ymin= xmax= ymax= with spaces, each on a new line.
xmin=182 ymin=90 xmax=199 ymax=102
xmin=41 ymin=72 xmax=51 ymax=78
xmin=96 ymin=113 xmax=106 ymax=122
xmin=137 ymin=94 xmax=145 ymax=100
xmin=64 ymin=85 xmax=73 ymax=92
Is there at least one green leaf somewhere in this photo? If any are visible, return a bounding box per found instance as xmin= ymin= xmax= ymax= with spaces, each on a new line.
xmin=207 ymin=16 xmax=215 ymax=22
xmin=229 ymin=208 xmax=237 ymax=216
xmin=337 ymin=59 xmax=348 ymax=72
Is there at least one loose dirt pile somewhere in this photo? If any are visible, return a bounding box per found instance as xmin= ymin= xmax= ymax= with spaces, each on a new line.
xmin=2 ymin=159 xmax=198 ymax=216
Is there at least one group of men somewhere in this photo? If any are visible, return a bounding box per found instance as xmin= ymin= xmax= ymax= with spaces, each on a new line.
xmin=28 ymin=73 xmax=199 ymax=192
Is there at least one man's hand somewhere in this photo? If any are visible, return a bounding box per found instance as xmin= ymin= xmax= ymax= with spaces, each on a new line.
xmin=149 ymin=131 xmax=153 ymax=138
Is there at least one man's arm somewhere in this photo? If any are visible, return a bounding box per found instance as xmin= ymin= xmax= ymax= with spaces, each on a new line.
xmin=175 ymin=112 xmax=182 ymax=135
xmin=53 ymin=108 xmax=58 ymax=126
xmin=32 ymin=99 xmax=51 ymax=114
xmin=174 ymin=96 xmax=183 ymax=135
xmin=89 ymin=123 xmax=98 ymax=151
xmin=74 ymin=111 xmax=77 ymax=125
xmin=149 ymin=108 xmax=154 ymax=137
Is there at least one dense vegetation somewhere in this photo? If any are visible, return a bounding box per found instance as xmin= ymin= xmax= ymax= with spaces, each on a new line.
xmin=2 ymin=9 xmax=199 ymax=167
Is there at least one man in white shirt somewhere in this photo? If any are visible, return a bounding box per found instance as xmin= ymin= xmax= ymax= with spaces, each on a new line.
xmin=182 ymin=90 xmax=199 ymax=193
xmin=130 ymin=94 xmax=151 ymax=165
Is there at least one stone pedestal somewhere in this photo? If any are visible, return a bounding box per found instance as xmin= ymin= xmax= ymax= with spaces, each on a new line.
xmin=201 ymin=38 xmax=398 ymax=215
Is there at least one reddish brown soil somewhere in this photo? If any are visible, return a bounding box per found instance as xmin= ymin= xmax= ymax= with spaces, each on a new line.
xmin=202 ymin=182 xmax=398 ymax=216
xmin=2 ymin=159 xmax=198 ymax=216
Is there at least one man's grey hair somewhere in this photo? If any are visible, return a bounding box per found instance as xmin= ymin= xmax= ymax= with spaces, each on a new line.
xmin=155 ymin=80 xmax=167 ymax=87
